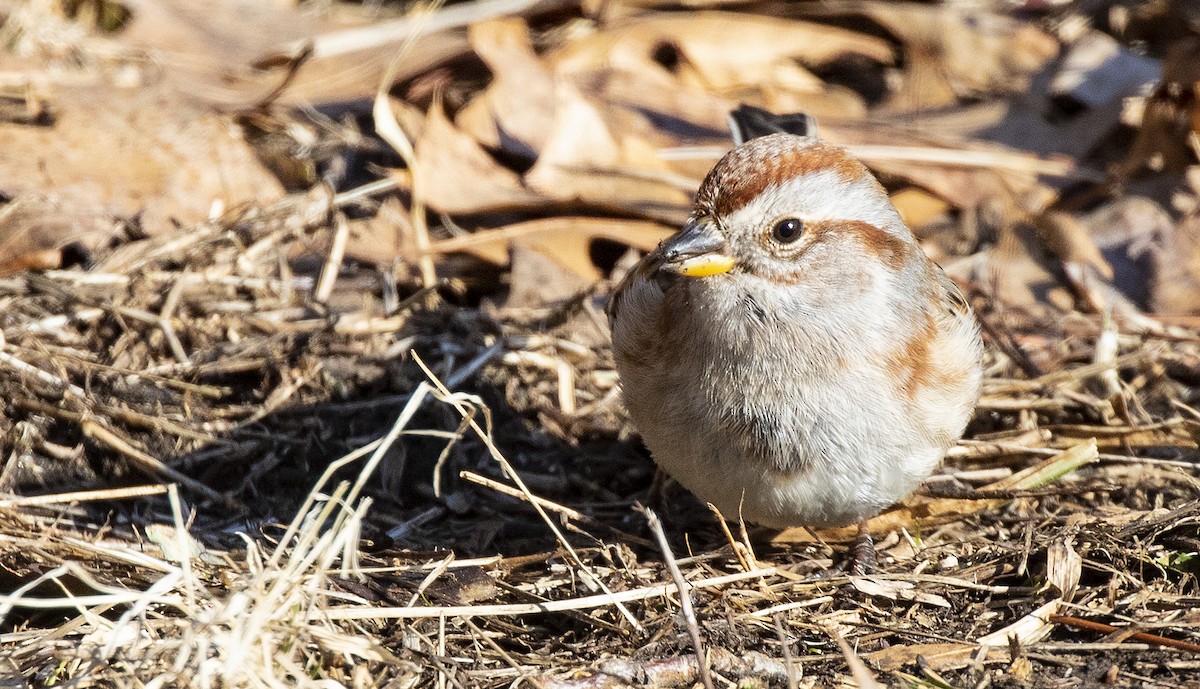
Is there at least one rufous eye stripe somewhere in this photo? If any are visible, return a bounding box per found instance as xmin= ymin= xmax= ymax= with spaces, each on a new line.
xmin=695 ymin=134 xmax=869 ymax=218
xmin=806 ymin=219 xmax=911 ymax=271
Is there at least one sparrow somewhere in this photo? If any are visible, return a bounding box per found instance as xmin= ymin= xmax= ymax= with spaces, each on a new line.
xmin=608 ymin=107 xmax=983 ymax=571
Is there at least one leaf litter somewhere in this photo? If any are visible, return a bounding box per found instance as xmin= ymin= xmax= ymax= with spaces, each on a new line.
xmin=0 ymin=1 xmax=1199 ymax=687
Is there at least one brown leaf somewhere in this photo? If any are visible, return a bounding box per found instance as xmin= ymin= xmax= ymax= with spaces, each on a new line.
xmin=1121 ymin=37 xmax=1200 ymax=176
xmin=524 ymin=84 xmax=692 ymax=224
xmin=455 ymin=18 xmax=557 ymax=161
xmin=343 ymin=197 xmax=413 ymax=267
xmin=504 ymin=243 xmax=592 ymax=309
xmin=890 ymin=187 xmax=952 ymax=230
xmin=0 ymin=197 xmax=114 ymax=276
xmin=408 ymin=100 xmax=545 ymax=215
xmin=118 ymin=0 xmax=318 ymax=108
xmin=0 ymin=84 xmax=284 ymax=234
xmin=975 ymin=218 xmax=1075 ymax=318
xmin=552 ymin=12 xmax=893 ymax=81
xmin=1151 ymin=211 xmax=1200 ymax=314
xmin=864 ymin=643 xmax=976 ymax=673
xmin=866 ymin=3 xmax=1057 ymax=109
xmin=428 ymin=216 xmax=672 ymax=280
xmin=1034 ymin=211 xmax=1113 ymax=280
xmin=549 ymin=12 xmax=890 ymax=132
xmin=561 ymin=64 xmax=733 ymax=135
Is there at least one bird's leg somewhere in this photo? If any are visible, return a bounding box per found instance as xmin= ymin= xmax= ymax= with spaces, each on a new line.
xmin=805 ymin=522 xmax=877 ymax=579
xmin=647 ymin=466 xmax=670 ymax=512
xmin=846 ymin=521 xmax=877 ymax=576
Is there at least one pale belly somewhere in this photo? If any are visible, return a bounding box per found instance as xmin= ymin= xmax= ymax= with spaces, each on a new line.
xmin=619 ymin=353 xmax=953 ymax=528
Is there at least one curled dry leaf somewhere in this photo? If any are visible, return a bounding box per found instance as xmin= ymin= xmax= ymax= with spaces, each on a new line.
xmin=813 ymin=119 xmax=1059 ymax=213
xmin=978 ymin=599 xmax=1061 ymax=647
xmin=407 ymin=100 xmax=544 ymax=215
xmin=1034 ymin=211 xmax=1113 ymax=280
xmin=890 ymin=187 xmax=952 ymax=231
xmin=456 ymin=18 xmax=556 ymax=161
xmin=1077 ymin=196 xmax=1173 ymax=310
xmin=524 ymin=83 xmax=692 ymax=224
xmin=1051 ymin=30 xmax=1160 ymax=109
xmin=1121 ymin=37 xmax=1200 ymax=176
xmin=849 ymin=577 xmax=951 ymax=608
xmin=549 ymin=11 xmax=891 ymax=130
xmin=552 ymin=12 xmax=892 ymax=79
xmin=974 ymin=217 xmax=1074 ymax=318
xmin=1046 ymin=537 xmax=1082 ymax=602
xmin=564 ymin=63 xmax=733 ymax=135
xmin=343 ymin=196 xmax=413 ymax=267
xmin=0 ymin=197 xmax=114 ymax=276
xmin=118 ymin=0 xmax=318 ymax=108
xmin=864 ymin=643 xmax=976 ymax=673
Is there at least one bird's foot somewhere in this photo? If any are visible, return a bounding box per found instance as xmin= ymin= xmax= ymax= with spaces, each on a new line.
xmin=806 ymin=523 xmax=877 ymax=579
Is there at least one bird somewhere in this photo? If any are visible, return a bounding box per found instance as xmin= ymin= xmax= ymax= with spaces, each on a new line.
xmin=607 ymin=107 xmax=984 ymax=573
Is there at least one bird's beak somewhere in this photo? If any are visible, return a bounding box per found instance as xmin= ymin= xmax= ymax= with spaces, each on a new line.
xmin=658 ymin=219 xmax=735 ymax=278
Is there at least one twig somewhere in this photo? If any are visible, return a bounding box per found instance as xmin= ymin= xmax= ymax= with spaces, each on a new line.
xmin=413 ymin=352 xmax=643 ymax=630
xmin=372 ymin=17 xmax=437 ymax=289
xmin=0 ymin=338 xmax=86 ymax=397
xmin=641 ymin=506 xmax=714 ymax=689
xmin=293 ymin=0 xmax=575 ymax=59
xmin=158 ymin=273 xmax=189 ymax=364
xmin=80 ymin=420 xmax=237 ymax=510
xmin=774 ymin=614 xmax=800 ymax=689
xmin=314 ymin=212 xmax=350 ymax=303
xmin=829 ymin=629 xmax=884 ymax=689
xmin=0 ymin=484 xmax=168 ymax=508
xmin=323 ymin=567 xmax=776 ymax=620
xmin=1049 ymin=615 xmax=1200 ymax=654
xmin=460 ymin=471 xmax=654 ymax=547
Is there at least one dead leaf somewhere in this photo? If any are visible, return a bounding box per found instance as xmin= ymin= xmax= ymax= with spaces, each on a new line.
xmin=524 ymin=84 xmax=692 ymax=224
xmin=1151 ymin=210 xmax=1200 ymax=314
xmin=0 ymin=197 xmax=115 ymax=276
xmin=549 ymin=11 xmax=891 ymax=132
xmin=975 ymin=215 xmax=1075 ymax=318
xmin=1121 ymin=37 xmax=1200 ymax=176
xmin=504 ymin=243 xmax=592 ymax=309
xmin=343 ymin=196 xmax=413 ymax=267
xmin=1034 ymin=211 xmax=1113 ymax=280
xmin=408 ymin=100 xmax=544 ymax=215
xmin=428 ymin=216 xmax=672 ymax=280
xmin=552 ymin=12 xmax=892 ymax=77
xmin=118 ymin=0 xmax=318 ymax=108
xmin=864 ymin=643 xmax=976 ymax=673
xmin=849 ymin=578 xmax=951 ymax=608
xmin=456 ymin=18 xmax=557 ymax=161
xmin=865 ymin=3 xmax=1057 ymax=109
xmin=1051 ymin=29 xmax=1160 ymax=109
xmin=890 ymin=187 xmax=952 ymax=230
xmin=1046 ymin=538 xmax=1082 ymax=602
xmin=563 ymin=63 xmax=734 ymax=135
xmin=1072 ymin=196 xmax=1173 ymax=310
xmin=0 ymin=84 xmax=284 ymax=234
xmin=978 ymin=599 xmax=1061 ymax=647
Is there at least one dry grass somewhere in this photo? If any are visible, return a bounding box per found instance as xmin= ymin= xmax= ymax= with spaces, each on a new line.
xmin=0 ymin=182 xmax=1198 ymax=688
xmin=0 ymin=2 xmax=1199 ymax=688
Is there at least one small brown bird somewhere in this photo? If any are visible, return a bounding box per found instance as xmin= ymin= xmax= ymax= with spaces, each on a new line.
xmin=608 ymin=109 xmax=983 ymax=571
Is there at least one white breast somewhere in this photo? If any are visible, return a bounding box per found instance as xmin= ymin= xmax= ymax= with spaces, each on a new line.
xmin=613 ymin=268 xmax=980 ymax=529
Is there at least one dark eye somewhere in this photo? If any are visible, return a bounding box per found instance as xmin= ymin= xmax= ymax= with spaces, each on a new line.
xmin=771 ymin=218 xmax=804 ymax=244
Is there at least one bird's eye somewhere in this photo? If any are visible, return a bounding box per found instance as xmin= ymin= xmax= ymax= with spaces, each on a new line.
xmin=771 ymin=218 xmax=804 ymax=244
